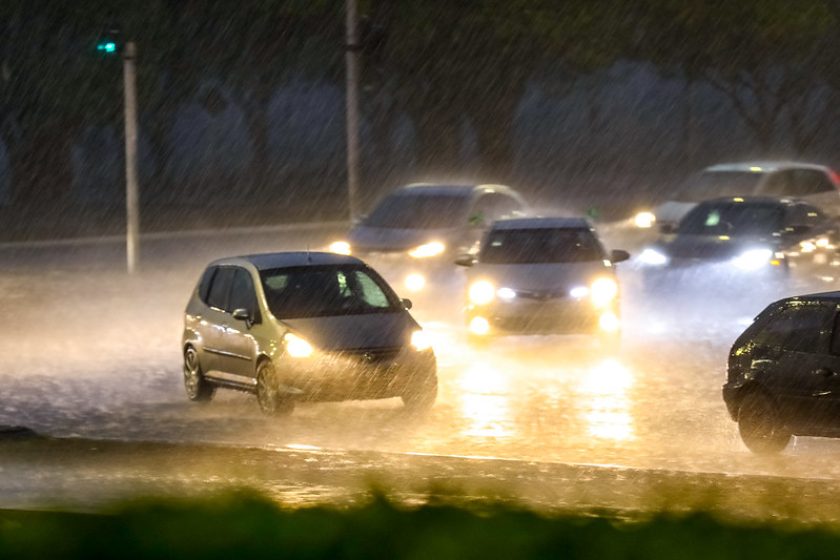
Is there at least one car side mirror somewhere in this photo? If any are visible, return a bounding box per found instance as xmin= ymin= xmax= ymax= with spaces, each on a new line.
xmin=232 ymin=308 xmax=251 ymax=322
xmin=401 ymin=298 xmax=413 ymax=310
xmin=659 ymin=223 xmax=676 ymax=235
xmin=610 ymin=249 xmax=630 ymax=264
xmin=454 ymin=254 xmax=475 ymax=267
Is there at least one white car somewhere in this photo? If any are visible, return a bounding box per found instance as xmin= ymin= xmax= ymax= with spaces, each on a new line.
xmin=455 ymin=217 xmax=629 ymax=341
xmin=631 ymin=161 xmax=840 ymax=230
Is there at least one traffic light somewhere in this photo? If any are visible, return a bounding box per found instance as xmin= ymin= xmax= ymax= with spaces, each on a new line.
xmin=96 ymin=27 xmax=122 ymax=56
xmin=96 ymin=40 xmax=118 ymax=54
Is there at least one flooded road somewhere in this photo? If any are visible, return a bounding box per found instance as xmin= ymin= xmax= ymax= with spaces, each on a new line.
xmin=3 ymin=225 xmax=840 ymax=492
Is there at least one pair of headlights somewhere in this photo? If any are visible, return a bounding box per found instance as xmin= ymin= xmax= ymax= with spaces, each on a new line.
xmin=638 ymin=247 xmax=779 ymax=270
xmin=468 ymin=277 xmax=618 ymax=308
xmin=283 ymin=330 xmax=432 ymax=359
xmin=328 ymin=240 xmax=446 ymax=259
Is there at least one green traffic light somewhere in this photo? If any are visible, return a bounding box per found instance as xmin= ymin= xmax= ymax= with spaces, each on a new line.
xmin=97 ymin=41 xmax=117 ymax=54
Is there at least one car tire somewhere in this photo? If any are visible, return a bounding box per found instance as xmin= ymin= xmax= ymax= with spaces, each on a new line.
xmin=401 ymin=369 xmax=438 ymax=413
xmin=183 ymin=346 xmax=215 ymax=403
xmin=738 ymin=391 xmax=790 ymax=454
xmin=256 ymin=360 xmax=295 ymax=417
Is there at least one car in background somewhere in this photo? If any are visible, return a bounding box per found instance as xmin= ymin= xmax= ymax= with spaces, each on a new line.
xmin=327 ymin=183 xmax=528 ymax=295
xmin=637 ymin=197 xmax=839 ymax=291
xmin=723 ymin=291 xmax=840 ymax=453
xmin=631 ymin=161 xmax=840 ymax=231
xmin=455 ymin=217 xmax=629 ymax=342
xmin=182 ymin=252 xmax=437 ymax=416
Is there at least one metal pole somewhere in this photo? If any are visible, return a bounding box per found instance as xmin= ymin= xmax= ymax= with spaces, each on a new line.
xmin=123 ymin=41 xmax=140 ymax=273
xmin=345 ymin=0 xmax=361 ymax=221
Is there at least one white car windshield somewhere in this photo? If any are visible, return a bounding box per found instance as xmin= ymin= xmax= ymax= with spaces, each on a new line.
xmin=480 ymin=228 xmax=605 ymax=264
xmin=677 ymin=202 xmax=783 ymax=236
xmin=260 ymin=265 xmax=401 ymax=318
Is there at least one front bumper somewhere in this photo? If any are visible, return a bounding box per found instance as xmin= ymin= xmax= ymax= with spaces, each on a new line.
xmin=355 ymin=252 xmax=456 ymax=295
xmin=279 ymin=346 xmax=436 ymax=402
xmin=467 ymin=298 xmax=617 ymax=336
xmin=641 ymin=260 xmax=786 ymax=291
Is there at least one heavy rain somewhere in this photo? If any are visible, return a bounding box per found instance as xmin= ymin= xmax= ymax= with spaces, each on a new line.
xmin=5 ymin=1 xmax=840 ymax=557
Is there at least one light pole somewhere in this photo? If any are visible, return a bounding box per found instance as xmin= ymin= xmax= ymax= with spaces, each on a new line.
xmin=97 ymin=32 xmax=140 ymax=273
xmin=345 ymin=0 xmax=361 ymax=221
xmin=122 ymin=41 xmax=140 ymax=274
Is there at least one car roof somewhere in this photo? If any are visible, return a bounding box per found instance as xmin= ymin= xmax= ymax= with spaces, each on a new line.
xmin=491 ymin=217 xmax=592 ymax=230
xmin=781 ymin=291 xmax=840 ymax=304
xmin=694 ymin=196 xmax=797 ymax=207
xmin=397 ymin=182 xmax=517 ymax=197
xmin=208 ymin=252 xmax=363 ymax=271
xmin=704 ymin=161 xmax=832 ymax=174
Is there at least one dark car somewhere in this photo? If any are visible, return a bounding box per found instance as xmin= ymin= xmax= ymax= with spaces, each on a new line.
xmin=723 ymin=292 xmax=840 ymax=453
xmin=182 ymin=252 xmax=437 ymax=416
xmin=637 ymin=196 xmax=838 ymax=291
xmin=327 ymin=183 xmax=528 ymax=296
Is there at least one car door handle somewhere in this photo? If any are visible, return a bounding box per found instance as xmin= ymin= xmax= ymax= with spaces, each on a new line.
xmin=813 ymin=367 xmax=837 ymax=377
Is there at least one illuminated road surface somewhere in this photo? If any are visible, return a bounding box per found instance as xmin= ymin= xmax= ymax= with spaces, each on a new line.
xmin=4 ymin=226 xmax=840 ymax=496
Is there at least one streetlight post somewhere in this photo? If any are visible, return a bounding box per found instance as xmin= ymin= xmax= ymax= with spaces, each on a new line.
xmin=122 ymin=41 xmax=140 ymax=274
xmin=345 ymin=0 xmax=361 ymax=222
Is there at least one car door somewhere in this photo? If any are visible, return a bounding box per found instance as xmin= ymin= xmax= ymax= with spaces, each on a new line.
xmin=219 ymin=267 xmax=260 ymax=379
xmin=201 ymin=266 xmax=236 ymax=375
xmin=748 ymin=303 xmax=836 ymax=431
xmin=813 ymin=308 xmax=840 ymax=434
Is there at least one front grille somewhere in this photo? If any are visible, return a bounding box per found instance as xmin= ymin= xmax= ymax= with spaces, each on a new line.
xmin=513 ymin=288 xmax=569 ymax=301
xmin=335 ymin=346 xmax=403 ymax=364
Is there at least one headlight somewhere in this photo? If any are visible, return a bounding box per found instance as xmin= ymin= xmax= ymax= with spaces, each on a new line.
xmin=634 ymin=211 xmax=656 ymax=229
xmin=405 ymin=273 xmax=426 ymax=292
xmin=497 ymin=287 xmax=516 ymax=301
xmin=410 ymin=329 xmax=433 ymax=351
xmin=638 ymin=248 xmax=668 ymax=266
xmin=599 ymin=311 xmax=620 ymax=333
xmin=469 ymin=280 xmax=495 ymax=305
xmin=284 ymin=333 xmax=314 ymax=358
xmin=468 ymin=316 xmax=490 ymax=336
xmin=409 ymin=241 xmax=446 ymax=258
xmin=732 ymin=248 xmax=773 ymax=271
xmin=591 ymin=277 xmax=618 ymax=308
xmin=569 ymin=286 xmax=590 ymax=299
xmin=328 ymin=241 xmax=352 ymax=255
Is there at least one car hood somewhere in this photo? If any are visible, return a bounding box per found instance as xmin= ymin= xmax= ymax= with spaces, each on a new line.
xmin=348 ymin=225 xmax=461 ymax=252
xmin=469 ymin=262 xmax=611 ymax=292
xmin=281 ymin=311 xmax=418 ymax=351
xmin=658 ymin=235 xmax=780 ymax=261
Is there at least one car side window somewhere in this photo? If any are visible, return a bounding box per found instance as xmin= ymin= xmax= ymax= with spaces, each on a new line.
xmin=229 ymin=268 xmax=258 ymax=316
xmin=762 ymin=171 xmax=795 ymax=196
xmin=206 ymin=267 xmax=235 ymax=311
xmin=793 ymin=170 xmax=835 ymax=196
xmin=831 ymin=311 xmax=840 ymax=355
xmin=198 ymin=266 xmax=217 ymax=303
xmin=755 ymin=304 xmax=833 ymax=353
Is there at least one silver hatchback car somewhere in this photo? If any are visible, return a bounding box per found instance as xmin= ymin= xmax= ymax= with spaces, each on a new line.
xmin=181 ymin=252 xmax=437 ymax=415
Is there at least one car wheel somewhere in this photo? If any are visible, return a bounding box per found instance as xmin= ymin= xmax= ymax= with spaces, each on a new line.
xmin=183 ymin=346 xmax=215 ymax=402
xmin=401 ymin=369 xmax=438 ymax=413
xmin=738 ymin=391 xmax=790 ymax=454
xmin=256 ymin=360 xmax=295 ymax=416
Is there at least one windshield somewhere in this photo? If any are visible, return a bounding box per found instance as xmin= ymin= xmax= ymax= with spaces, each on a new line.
xmin=260 ymin=265 xmax=401 ymax=319
xmin=480 ymin=228 xmax=605 ymax=264
xmin=364 ymin=192 xmax=471 ymax=229
xmin=675 ymin=171 xmax=763 ymax=202
xmin=677 ymin=202 xmax=783 ymax=236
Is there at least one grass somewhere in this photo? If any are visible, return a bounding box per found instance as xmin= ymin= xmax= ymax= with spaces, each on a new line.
xmin=1 ymin=490 xmax=839 ymax=559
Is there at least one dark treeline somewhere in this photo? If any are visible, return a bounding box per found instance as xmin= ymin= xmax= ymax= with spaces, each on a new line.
xmin=2 ymin=1 xmax=840 ymax=236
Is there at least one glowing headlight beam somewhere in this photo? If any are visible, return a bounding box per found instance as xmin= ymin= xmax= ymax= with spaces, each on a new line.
xmin=591 ymin=277 xmax=618 ymax=308
xmin=638 ymin=248 xmax=668 ymax=266
xmin=410 ymin=330 xmax=433 ymax=351
xmin=328 ymin=241 xmax=352 ymax=255
xmin=409 ymin=241 xmax=446 ymax=259
xmin=285 ymin=333 xmax=314 ymax=358
xmin=469 ymin=280 xmax=495 ymax=305
xmin=634 ymin=211 xmax=656 ymax=229
xmin=733 ymin=248 xmax=773 ymax=271
xmin=497 ymin=287 xmax=516 ymax=301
